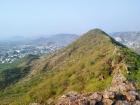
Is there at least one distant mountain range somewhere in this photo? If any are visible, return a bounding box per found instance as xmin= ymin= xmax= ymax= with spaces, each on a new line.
xmin=111 ymin=32 xmax=140 ymax=54
xmin=0 ymin=34 xmax=79 ymax=64
xmin=32 ymin=34 xmax=79 ymax=46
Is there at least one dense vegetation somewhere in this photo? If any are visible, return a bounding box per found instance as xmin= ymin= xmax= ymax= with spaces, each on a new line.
xmin=0 ymin=29 xmax=140 ymax=105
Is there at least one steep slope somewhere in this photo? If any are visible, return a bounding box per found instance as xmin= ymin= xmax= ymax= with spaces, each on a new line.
xmin=0 ymin=29 xmax=140 ymax=105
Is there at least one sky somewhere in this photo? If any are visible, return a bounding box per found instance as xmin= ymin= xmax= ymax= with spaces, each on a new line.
xmin=0 ymin=0 xmax=140 ymax=39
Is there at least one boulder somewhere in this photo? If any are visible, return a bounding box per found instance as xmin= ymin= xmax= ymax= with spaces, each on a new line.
xmin=126 ymin=83 xmax=136 ymax=91
xmin=78 ymin=98 xmax=90 ymax=105
xmin=89 ymin=92 xmax=102 ymax=102
xmin=125 ymin=91 xmax=137 ymax=102
xmin=89 ymin=99 xmax=96 ymax=105
xmin=103 ymin=91 xmax=115 ymax=99
xmin=102 ymin=98 xmax=113 ymax=105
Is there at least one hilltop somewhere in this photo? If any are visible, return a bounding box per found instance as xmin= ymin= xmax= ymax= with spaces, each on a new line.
xmin=0 ymin=29 xmax=140 ymax=105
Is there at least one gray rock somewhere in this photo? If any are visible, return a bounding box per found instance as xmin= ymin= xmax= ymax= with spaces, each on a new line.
xmin=89 ymin=99 xmax=96 ymax=105
xmin=103 ymin=91 xmax=115 ymax=99
xmin=102 ymin=98 xmax=113 ymax=105
xmin=89 ymin=92 xmax=102 ymax=102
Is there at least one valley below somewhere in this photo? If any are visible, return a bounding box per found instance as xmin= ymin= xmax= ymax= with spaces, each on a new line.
xmin=0 ymin=34 xmax=78 ymax=64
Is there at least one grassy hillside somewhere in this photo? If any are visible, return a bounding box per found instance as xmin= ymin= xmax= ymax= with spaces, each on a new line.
xmin=0 ymin=29 xmax=140 ymax=105
xmin=0 ymin=54 xmax=39 ymax=89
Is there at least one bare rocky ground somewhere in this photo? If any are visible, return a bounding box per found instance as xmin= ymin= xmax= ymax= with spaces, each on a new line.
xmin=56 ymin=87 xmax=140 ymax=105
xmin=56 ymin=78 xmax=140 ymax=105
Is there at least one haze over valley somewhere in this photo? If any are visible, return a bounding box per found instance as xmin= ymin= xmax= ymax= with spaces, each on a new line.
xmin=0 ymin=34 xmax=79 ymax=64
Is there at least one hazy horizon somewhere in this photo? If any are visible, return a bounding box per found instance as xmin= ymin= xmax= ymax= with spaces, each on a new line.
xmin=0 ymin=0 xmax=140 ymax=39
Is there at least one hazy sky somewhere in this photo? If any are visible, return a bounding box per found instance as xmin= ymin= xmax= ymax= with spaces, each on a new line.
xmin=0 ymin=0 xmax=140 ymax=38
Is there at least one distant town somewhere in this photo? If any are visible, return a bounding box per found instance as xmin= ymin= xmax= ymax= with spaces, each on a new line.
xmin=0 ymin=34 xmax=79 ymax=64
xmin=0 ymin=43 xmax=61 ymax=64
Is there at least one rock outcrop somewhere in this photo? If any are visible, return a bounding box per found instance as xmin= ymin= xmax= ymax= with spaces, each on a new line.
xmin=56 ymin=90 xmax=140 ymax=105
